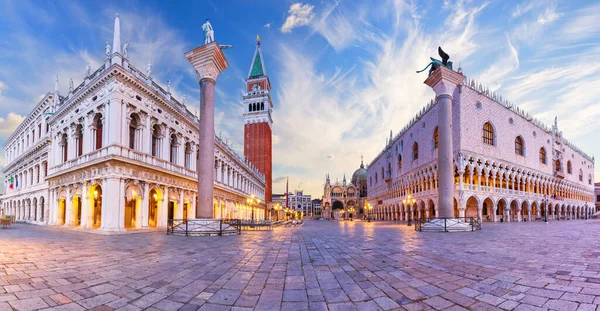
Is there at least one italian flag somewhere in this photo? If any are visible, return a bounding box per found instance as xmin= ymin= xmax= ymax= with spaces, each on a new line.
xmin=9 ymin=175 xmax=13 ymax=189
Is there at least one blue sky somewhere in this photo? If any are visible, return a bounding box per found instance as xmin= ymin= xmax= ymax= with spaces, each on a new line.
xmin=1 ymin=0 xmax=599 ymax=197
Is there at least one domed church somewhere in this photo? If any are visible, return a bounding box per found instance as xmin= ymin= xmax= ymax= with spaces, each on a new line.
xmin=321 ymin=158 xmax=369 ymax=220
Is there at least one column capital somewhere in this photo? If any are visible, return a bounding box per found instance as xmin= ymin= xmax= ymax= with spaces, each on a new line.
xmin=185 ymin=41 xmax=229 ymax=83
xmin=424 ymin=66 xmax=464 ymax=98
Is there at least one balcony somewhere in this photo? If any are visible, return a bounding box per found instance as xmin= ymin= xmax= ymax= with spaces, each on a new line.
xmin=555 ymin=170 xmax=565 ymax=179
xmin=385 ymin=170 xmax=392 ymax=183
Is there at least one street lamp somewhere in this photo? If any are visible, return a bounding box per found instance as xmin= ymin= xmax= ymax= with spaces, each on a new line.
xmin=403 ymin=194 xmax=416 ymax=226
xmin=543 ymin=195 xmax=548 ymax=223
xmin=246 ymin=195 xmax=261 ymax=223
xmin=274 ymin=203 xmax=282 ymax=221
xmin=348 ymin=207 xmax=355 ymax=221
xmin=365 ymin=202 xmax=373 ymax=222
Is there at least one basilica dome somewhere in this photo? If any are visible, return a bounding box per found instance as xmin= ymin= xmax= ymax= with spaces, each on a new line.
xmin=351 ymin=160 xmax=367 ymax=185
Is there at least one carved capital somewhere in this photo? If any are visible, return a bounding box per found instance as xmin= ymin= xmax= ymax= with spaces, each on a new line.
xmin=185 ymin=41 xmax=229 ymax=83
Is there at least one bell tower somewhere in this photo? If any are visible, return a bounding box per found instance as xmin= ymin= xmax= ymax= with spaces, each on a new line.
xmin=243 ymin=36 xmax=273 ymax=204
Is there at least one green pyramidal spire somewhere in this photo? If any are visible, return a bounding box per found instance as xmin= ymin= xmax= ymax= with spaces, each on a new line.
xmin=248 ymin=36 xmax=266 ymax=78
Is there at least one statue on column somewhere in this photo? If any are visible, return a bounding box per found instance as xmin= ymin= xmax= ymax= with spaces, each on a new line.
xmin=202 ymin=18 xmax=215 ymax=44
xmin=416 ymin=46 xmax=453 ymax=76
xmin=105 ymin=41 xmax=111 ymax=58
xmin=167 ymin=80 xmax=171 ymax=93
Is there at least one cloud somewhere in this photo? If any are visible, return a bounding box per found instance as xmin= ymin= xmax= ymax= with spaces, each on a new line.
xmin=556 ymin=2 xmax=600 ymax=42
xmin=273 ymin=176 xmax=287 ymax=183
xmin=0 ymin=113 xmax=25 ymax=138
xmin=271 ymin=0 xmax=492 ymax=196
xmin=511 ymin=1 xmax=537 ymax=18
xmin=312 ymin=2 xmax=359 ymax=51
xmin=264 ymin=23 xmax=271 ymax=28
xmin=280 ymin=3 xmax=315 ymax=33
xmin=537 ymin=6 xmax=560 ymax=25
xmin=0 ymin=80 xmax=5 ymax=100
xmin=477 ymin=35 xmax=520 ymax=90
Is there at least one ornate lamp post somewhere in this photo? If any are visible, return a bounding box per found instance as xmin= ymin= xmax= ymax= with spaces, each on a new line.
xmin=246 ymin=195 xmax=261 ymax=223
xmin=274 ymin=203 xmax=282 ymax=221
xmin=543 ymin=194 xmax=548 ymax=223
xmin=365 ymin=202 xmax=373 ymax=222
xmin=348 ymin=207 xmax=355 ymax=221
xmin=403 ymin=195 xmax=416 ymax=226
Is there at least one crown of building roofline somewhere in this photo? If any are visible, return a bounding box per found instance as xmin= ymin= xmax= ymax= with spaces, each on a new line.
xmin=368 ymin=75 xmax=594 ymax=167
xmin=3 ymin=93 xmax=54 ymax=148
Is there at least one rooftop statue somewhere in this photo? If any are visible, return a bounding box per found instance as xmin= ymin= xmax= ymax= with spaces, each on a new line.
xmin=202 ymin=18 xmax=214 ymax=45
xmin=123 ymin=41 xmax=130 ymax=58
xmin=416 ymin=46 xmax=453 ymax=76
xmin=105 ymin=41 xmax=111 ymax=58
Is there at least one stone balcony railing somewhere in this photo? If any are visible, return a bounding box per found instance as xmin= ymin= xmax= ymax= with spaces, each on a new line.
xmin=47 ymin=144 xmax=262 ymax=199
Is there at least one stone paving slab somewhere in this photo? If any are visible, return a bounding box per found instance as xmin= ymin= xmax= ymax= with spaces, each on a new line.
xmin=1 ymin=220 xmax=600 ymax=310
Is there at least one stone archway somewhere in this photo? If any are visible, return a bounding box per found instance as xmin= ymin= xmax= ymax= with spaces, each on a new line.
xmin=521 ymin=201 xmax=529 ymax=222
xmin=427 ymin=199 xmax=435 ymax=219
xmin=124 ymin=184 xmax=143 ymax=229
xmin=89 ymin=184 xmax=103 ymax=228
xmin=482 ymin=197 xmax=494 ymax=222
xmin=497 ymin=198 xmax=508 ymax=222
xmin=332 ymin=200 xmax=344 ymax=220
xmin=510 ymin=199 xmax=519 ymax=222
xmin=465 ymin=196 xmax=479 ymax=219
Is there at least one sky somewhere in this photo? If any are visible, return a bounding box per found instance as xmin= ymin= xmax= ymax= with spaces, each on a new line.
xmin=0 ymin=0 xmax=599 ymax=199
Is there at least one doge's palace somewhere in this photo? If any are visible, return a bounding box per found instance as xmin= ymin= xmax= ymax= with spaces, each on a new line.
xmin=0 ymin=15 xmax=266 ymax=231
xmin=368 ymin=66 xmax=595 ymax=223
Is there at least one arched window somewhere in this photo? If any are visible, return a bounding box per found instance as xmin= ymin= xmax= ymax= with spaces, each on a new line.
xmin=589 ymin=174 xmax=592 ymax=185
xmin=539 ymin=148 xmax=546 ymax=164
xmin=151 ymin=125 xmax=161 ymax=157
xmin=184 ymin=142 xmax=191 ymax=169
xmin=260 ymin=102 xmax=264 ymax=110
xmin=248 ymin=104 xmax=251 ymax=112
xmin=555 ymin=159 xmax=561 ymax=172
xmin=381 ymin=167 xmax=384 ymax=180
xmin=567 ymin=161 xmax=572 ymax=174
xmin=398 ymin=154 xmax=402 ymax=170
xmin=433 ymin=127 xmax=439 ymax=149
xmin=170 ymin=134 xmax=178 ymax=164
xmin=400 ymin=140 xmax=404 ymax=152
xmin=252 ymin=103 xmax=256 ymax=112
xmin=95 ymin=115 xmax=103 ymax=150
xmin=375 ymin=173 xmax=378 ymax=183
xmin=76 ymin=125 xmax=83 ymax=157
xmin=61 ymin=134 xmax=68 ymax=163
xmin=413 ymin=142 xmax=419 ymax=160
xmin=482 ymin=122 xmax=494 ymax=145
xmin=129 ymin=115 xmax=138 ymax=150
xmin=579 ymin=169 xmax=583 ymax=182
xmin=515 ymin=136 xmax=524 ymax=156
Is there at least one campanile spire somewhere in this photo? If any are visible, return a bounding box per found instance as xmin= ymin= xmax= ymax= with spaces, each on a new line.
xmin=243 ymin=36 xmax=273 ymax=205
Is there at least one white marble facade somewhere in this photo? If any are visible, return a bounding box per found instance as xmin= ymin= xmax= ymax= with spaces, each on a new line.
xmin=368 ymin=72 xmax=595 ymax=222
xmin=0 ymin=16 xmax=265 ymax=231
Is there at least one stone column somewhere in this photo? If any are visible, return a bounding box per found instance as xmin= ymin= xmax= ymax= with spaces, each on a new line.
xmin=141 ymin=183 xmax=149 ymax=227
xmin=185 ymin=41 xmax=229 ymax=219
xmin=424 ymin=66 xmax=463 ymax=218
xmin=65 ymin=187 xmax=72 ymax=226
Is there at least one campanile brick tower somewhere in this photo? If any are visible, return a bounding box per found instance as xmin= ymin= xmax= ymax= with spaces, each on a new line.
xmin=243 ymin=36 xmax=273 ymax=205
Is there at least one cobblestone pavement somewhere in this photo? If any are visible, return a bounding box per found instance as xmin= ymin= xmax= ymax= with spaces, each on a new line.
xmin=1 ymin=220 xmax=600 ymax=311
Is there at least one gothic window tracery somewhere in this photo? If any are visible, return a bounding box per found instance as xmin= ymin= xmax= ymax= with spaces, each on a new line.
xmin=433 ymin=126 xmax=439 ymax=149
xmin=539 ymin=148 xmax=546 ymax=164
xmin=567 ymin=160 xmax=572 ymax=174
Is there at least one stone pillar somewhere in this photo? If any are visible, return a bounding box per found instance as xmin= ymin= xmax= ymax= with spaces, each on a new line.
xmin=185 ymin=41 xmax=229 ymax=219
xmin=424 ymin=66 xmax=463 ymax=218
xmin=65 ymin=187 xmax=72 ymax=226
xmin=141 ymin=183 xmax=149 ymax=227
